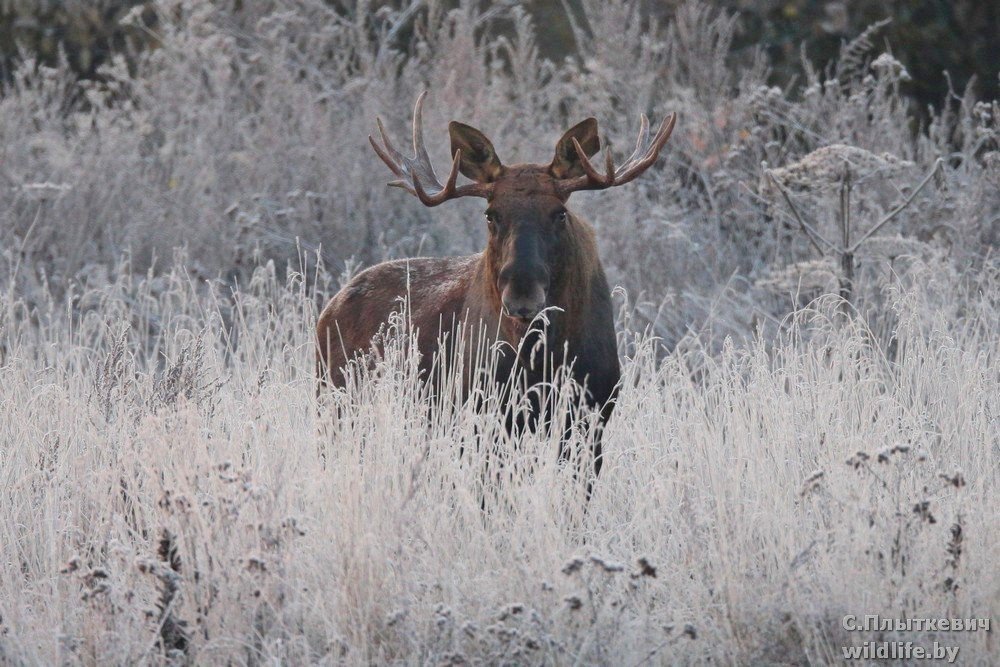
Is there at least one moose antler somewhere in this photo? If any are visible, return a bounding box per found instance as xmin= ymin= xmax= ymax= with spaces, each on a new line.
xmin=369 ymin=91 xmax=493 ymax=207
xmin=556 ymin=112 xmax=677 ymax=196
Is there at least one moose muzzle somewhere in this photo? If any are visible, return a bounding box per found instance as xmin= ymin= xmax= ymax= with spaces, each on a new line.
xmin=498 ymin=256 xmax=549 ymax=321
xmin=501 ymin=284 xmax=547 ymax=321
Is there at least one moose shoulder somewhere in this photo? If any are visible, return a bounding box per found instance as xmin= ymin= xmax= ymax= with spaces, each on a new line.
xmin=317 ymin=92 xmax=675 ymax=478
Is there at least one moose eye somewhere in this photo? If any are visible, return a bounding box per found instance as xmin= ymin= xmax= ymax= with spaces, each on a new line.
xmin=553 ymin=210 xmax=569 ymax=225
xmin=485 ymin=211 xmax=497 ymax=228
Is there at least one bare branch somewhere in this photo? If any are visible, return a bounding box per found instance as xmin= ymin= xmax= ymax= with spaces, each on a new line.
xmin=849 ymin=158 xmax=943 ymax=252
xmin=765 ymin=170 xmax=838 ymax=255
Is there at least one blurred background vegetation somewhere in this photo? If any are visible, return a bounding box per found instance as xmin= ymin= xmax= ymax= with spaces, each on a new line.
xmin=0 ymin=0 xmax=996 ymax=347
xmin=2 ymin=0 xmax=997 ymax=113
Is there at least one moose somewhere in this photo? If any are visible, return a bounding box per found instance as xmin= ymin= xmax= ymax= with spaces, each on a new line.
xmin=317 ymin=92 xmax=675 ymax=488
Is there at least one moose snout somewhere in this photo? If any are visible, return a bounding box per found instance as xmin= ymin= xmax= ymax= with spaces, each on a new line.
xmin=501 ymin=284 xmax=547 ymax=321
xmin=498 ymin=238 xmax=549 ymax=322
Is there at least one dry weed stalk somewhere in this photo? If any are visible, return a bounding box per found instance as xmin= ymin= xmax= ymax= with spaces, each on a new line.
xmin=765 ymin=154 xmax=943 ymax=310
xmin=137 ymin=529 xmax=190 ymax=662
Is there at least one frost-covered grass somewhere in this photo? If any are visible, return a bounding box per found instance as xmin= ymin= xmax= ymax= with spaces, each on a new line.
xmin=1 ymin=0 xmax=997 ymax=663
xmin=0 ymin=264 xmax=996 ymax=664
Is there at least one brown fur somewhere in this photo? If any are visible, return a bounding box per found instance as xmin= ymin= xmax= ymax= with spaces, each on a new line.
xmin=316 ymin=165 xmax=619 ymax=411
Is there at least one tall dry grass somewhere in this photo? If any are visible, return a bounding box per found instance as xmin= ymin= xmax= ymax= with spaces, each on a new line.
xmin=0 ymin=259 xmax=995 ymax=664
xmin=1 ymin=0 xmax=997 ymax=663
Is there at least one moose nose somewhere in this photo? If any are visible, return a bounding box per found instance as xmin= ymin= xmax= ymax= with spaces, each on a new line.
xmin=501 ymin=293 xmax=545 ymax=321
xmin=508 ymin=304 xmax=538 ymax=320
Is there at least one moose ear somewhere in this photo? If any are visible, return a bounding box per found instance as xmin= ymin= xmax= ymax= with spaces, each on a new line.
xmin=550 ymin=118 xmax=600 ymax=179
xmin=449 ymin=121 xmax=504 ymax=183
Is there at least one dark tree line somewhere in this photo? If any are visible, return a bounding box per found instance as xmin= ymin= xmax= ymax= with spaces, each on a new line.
xmin=1 ymin=1 xmax=997 ymax=110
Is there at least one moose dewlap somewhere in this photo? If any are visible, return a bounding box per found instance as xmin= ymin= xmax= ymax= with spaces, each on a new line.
xmin=317 ymin=92 xmax=676 ymax=484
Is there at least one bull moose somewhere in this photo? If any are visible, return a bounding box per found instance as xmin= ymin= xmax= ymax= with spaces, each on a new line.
xmin=317 ymin=92 xmax=675 ymax=487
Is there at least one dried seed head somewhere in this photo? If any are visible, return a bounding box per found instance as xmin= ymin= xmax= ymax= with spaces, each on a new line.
xmin=946 ymin=518 xmax=964 ymax=571
xmin=846 ymin=451 xmax=870 ymax=468
xmin=135 ymin=557 xmax=157 ymax=574
xmin=60 ymin=556 xmax=81 ymax=574
xmin=939 ymin=471 xmax=966 ymax=488
xmin=590 ymin=555 xmax=624 ymax=573
xmin=498 ymin=603 xmax=524 ymax=620
xmin=800 ymin=470 xmax=825 ymax=496
xmin=878 ymin=443 xmax=913 ymax=462
xmin=912 ymin=500 xmax=936 ymax=524
xmin=246 ymin=556 xmax=267 ymax=572
xmin=282 ymin=516 xmax=306 ymax=536
xmin=439 ymin=652 xmax=467 ymax=666
xmin=561 ymin=557 xmax=585 ymax=575
xmin=633 ymin=557 xmax=657 ymax=578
